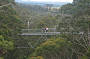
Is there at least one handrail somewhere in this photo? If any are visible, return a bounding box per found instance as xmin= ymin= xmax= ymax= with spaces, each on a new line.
xmin=22 ymin=28 xmax=56 ymax=30
xmin=21 ymin=28 xmax=56 ymax=33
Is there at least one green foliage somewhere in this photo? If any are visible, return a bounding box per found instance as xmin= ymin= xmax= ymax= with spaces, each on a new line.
xmin=0 ymin=1 xmax=24 ymax=58
xmin=0 ymin=6 xmax=23 ymax=39
xmin=60 ymin=3 xmax=74 ymax=14
xmin=0 ymin=57 xmax=4 ymax=59
xmin=32 ymin=38 xmax=72 ymax=59
xmin=0 ymin=40 xmax=14 ymax=50
xmin=60 ymin=0 xmax=90 ymax=16
xmin=81 ymin=56 xmax=88 ymax=59
xmin=0 ymin=35 xmax=14 ymax=57
xmin=0 ymin=0 xmax=14 ymax=5
xmin=37 ymin=15 xmax=58 ymax=28
xmin=86 ymin=47 xmax=90 ymax=58
xmin=57 ymin=0 xmax=90 ymax=58
xmin=15 ymin=3 xmax=59 ymax=29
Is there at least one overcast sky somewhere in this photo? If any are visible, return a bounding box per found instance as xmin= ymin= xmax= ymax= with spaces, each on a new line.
xmin=15 ymin=0 xmax=73 ymax=2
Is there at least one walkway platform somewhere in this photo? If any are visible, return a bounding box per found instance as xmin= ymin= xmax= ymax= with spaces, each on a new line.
xmin=19 ymin=28 xmax=89 ymax=36
xmin=20 ymin=32 xmax=60 ymax=36
xmin=19 ymin=28 xmax=60 ymax=36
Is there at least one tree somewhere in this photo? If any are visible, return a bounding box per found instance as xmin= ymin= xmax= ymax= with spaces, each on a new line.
xmin=57 ymin=0 xmax=90 ymax=58
xmin=60 ymin=3 xmax=74 ymax=14
xmin=32 ymin=38 xmax=72 ymax=59
xmin=0 ymin=0 xmax=24 ymax=58
xmin=0 ymin=35 xmax=14 ymax=56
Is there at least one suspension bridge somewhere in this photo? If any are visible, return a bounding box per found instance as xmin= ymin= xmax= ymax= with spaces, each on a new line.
xmin=19 ymin=28 xmax=87 ymax=36
xmin=16 ymin=28 xmax=60 ymax=48
xmin=19 ymin=28 xmax=60 ymax=36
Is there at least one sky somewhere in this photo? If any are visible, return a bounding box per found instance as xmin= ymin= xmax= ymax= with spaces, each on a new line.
xmin=15 ymin=0 xmax=73 ymax=2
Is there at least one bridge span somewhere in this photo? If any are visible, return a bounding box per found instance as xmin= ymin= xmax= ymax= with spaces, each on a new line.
xmin=19 ymin=28 xmax=60 ymax=36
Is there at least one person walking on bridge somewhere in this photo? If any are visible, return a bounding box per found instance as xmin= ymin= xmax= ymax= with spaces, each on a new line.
xmin=45 ymin=27 xmax=48 ymax=32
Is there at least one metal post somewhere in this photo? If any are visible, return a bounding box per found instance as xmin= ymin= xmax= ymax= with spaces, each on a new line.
xmin=27 ymin=20 xmax=30 ymax=32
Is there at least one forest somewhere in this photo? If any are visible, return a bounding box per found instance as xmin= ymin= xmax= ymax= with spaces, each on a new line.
xmin=0 ymin=0 xmax=90 ymax=59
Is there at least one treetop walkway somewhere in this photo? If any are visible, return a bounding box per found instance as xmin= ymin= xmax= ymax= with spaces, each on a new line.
xmin=20 ymin=28 xmax=60 ymax=36
xmin=19 ymin=28 xmax=88 ymax=36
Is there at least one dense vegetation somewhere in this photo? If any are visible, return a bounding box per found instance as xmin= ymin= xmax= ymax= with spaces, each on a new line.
xmin=0 ymin=0 xmax=23 ymax=58
xmin=31 ymin=0 xmax=90 ymax=59
xmin=0 ymin=0 xmax=90 ymax=59
xmin=14 ymin=3 xmax=60 ymax=29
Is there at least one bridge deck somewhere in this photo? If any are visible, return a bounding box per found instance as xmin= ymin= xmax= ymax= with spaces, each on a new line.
xmin=20 ymin=32 xmax=60 ymax=36
xmin=20 ymin=29 xmax=89 ymax=36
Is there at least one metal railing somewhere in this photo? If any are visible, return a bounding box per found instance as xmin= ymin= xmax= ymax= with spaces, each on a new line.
xmin=21 ymin=28 xmax=56 ymax=33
